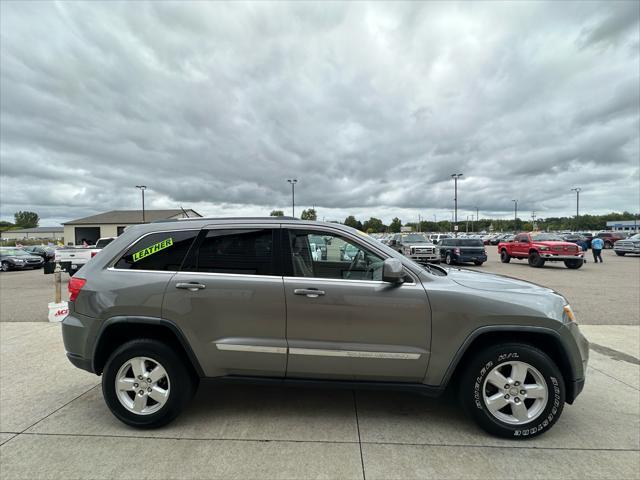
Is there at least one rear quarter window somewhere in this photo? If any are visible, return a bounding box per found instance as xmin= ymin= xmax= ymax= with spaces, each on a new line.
xmin=114 ymin=230 xmax=198 ymax=271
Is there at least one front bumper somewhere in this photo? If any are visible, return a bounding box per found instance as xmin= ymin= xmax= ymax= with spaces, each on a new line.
xmin=540 ymin=253 xmax=584 ymax=261
xmin=614 ymin=246 xmax=640 ymax=253
xmin=409 ymin=255 xmax=440 ymax=263
xmin=561 ymin=321 xmax=589 ymax=403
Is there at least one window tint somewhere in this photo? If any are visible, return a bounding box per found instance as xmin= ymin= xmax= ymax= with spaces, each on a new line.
xmin=458 ymin=239 xmax=484 ymax=247
xmin=194 ymin=229 xmax=275 ymax=275
xmin=114 ymin=230 xmax=198 ymax=271
xmin=287 ymin=230 xmax=384 ymax=281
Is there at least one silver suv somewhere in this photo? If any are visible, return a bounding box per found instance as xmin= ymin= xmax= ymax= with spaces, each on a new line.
xmin=62 ymin=218 xmax=588 ymax=438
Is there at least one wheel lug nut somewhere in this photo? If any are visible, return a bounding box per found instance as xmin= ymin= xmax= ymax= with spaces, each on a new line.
xmin=514 ymin=397 xmax=520 ymax=403
xmin=138 ymin=375 xmax=143 ymax=380
xmin=147 ymin=378 xmax=152 ymax=383
xmin=514 ymin=382 xmax=520 ymax=386
xmin=138 ymin=390 xmax=144 ymax=395
xmin=133 ymin=383 xmax=138 ymax=388
xmin=504 ymin=394 xmax=510 ymax=399
xmin=504 ymin=384 xmax=510 ymax=389
xmin=147 ymin=387 xmax=152 ymax=392
xmin=520 ymin=390 xmax=526 ymax=395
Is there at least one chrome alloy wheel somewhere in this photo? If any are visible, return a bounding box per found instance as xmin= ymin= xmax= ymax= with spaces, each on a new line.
xmin=115 ymin=357 xmax=170 ymax=415
xmin=482 ymin=361 xmax=548 ymax=425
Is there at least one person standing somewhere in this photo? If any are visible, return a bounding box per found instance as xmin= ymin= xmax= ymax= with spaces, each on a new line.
xmin=591 ymin=236 xmax=604 ymax=263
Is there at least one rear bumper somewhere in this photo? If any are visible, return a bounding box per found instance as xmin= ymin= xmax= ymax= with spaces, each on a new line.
xmin=61 ymin=310 xmax=100 ymax=374
xmin=456 ymin=254 xmax=487 ymax=263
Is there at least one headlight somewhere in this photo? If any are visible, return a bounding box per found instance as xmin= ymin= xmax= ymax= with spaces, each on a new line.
xmin=563 ymin=304 xmax=576 ymax=323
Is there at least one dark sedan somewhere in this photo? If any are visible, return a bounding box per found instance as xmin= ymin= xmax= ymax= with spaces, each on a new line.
xmin=439 ymin=238 xmax=488 ymax=266
xmin=22 ymin=245 xmax=56 ymax=261
xmin=0 ymin=248 xmax=45 ymax=271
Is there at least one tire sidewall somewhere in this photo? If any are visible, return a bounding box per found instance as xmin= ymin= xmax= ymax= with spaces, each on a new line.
xmin=446 ymin=253 xmax=453 ymax=265
xmin=463 ymin=344 xmax=565 ymax=439
xmin=102 ymin=339 xmax=193 ymax=428
xmin=500 ymin=250 xmax=510 ymax=263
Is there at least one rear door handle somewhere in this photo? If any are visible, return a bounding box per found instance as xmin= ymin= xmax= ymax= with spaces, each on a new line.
xmin=176 ymin=282 xmax=206 ymax=291
xmin=294 ymin=288 xmax=325 ymax=298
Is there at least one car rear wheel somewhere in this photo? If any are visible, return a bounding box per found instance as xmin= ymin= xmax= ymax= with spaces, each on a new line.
xmin=102 ymin=339 xmax=197 ymax=428
xmin=564 ymin=259 xmax=583 ymax=269
xmin=445 ymin=253 xmax=455 ymax=265
xmin=528 ymin=252 xmax=545 ymax=268
xmin=0 ymin=261 xmax=9 ymax=272
xmin=604 ymin=242 xmax=613 ymax=249
xmin=615 ymin=251 xmax=625 ymax=256
xmin=500 ymin=250 xmax=510 ymax=263
xmin=460 ymin=343 xmax=565 ymax=439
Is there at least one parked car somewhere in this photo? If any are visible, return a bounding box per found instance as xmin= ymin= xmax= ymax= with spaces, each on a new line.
xmin=52 ymin=237 xmax=115 ymax=275
xmin=62 ymin=217 xmax=588 ymax=438
xmin=498 ymin=233 xmax=584 ymax=269
xmin=439 ymin=238 xmax=487 ymax=266
xmin=429 ymin=234 xmax=452 ymax=244
xmin=0 ymin=247 xmax=45 ymax=271
xmin=613 ymin=234 xmax=640 ymax=256
xmin=22 ymin=245 xmax=56 ymax=262
xmin=389 ymin=233 xmax=440 ymax=264
xmin=595 ymin=232 xmax=625 ymax=249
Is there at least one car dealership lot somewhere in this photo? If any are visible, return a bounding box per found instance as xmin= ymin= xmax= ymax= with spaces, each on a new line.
xmin=0 ymin=249 xmax=638 ymax=479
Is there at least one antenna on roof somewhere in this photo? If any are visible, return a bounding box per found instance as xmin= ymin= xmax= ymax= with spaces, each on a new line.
xmin=180 ymin=206 xmax=190 ymax=218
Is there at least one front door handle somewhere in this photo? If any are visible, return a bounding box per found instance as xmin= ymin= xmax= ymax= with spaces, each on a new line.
xmin=294 ymin=288 xmax=325 ymax=298
xmin=176 ymin=282 xmax=206 ymax=291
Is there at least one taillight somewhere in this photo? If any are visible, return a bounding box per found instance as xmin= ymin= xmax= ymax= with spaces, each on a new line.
xmin=68 ymin=277 xmax=86 ymax=302
xmin=91 ymin=251 xmax=98 ymax=258
xmin=453 ymin=248 xmax=460 ymax=254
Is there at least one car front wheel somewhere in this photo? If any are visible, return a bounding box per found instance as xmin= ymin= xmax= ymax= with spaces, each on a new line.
xmin=500 ymin=250 xmax=510 ymax=263
xmin=0 ymin=261 xmax=9 ymax=272
xmin=615 ymin=251 xmax=625 ymax=256
xmin=445 ymin=253 xmax=455 ymax=265
xmin=564 ymin=259 xmax=583 ymax=269
xmin=528 ymin=252 xmax=545 ymax=268
xmin=102 ymin=339 xmax=197 ymax=428
xmin=460 ymin=343 xmax=565 ymax=439
xmin=474 ymin=261 xmax=484 ymax=266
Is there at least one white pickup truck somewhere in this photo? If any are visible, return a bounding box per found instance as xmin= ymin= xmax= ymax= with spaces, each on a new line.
xmin=52 ymin=237 xmax=115 ymax=275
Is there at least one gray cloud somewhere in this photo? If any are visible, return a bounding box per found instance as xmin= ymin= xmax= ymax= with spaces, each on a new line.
xmin=1 ymin=1 xmax=639 ymax=225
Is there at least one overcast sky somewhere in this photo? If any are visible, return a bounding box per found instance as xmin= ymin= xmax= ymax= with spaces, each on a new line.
xmin=1 ymin=1 xmax=639 ymax=226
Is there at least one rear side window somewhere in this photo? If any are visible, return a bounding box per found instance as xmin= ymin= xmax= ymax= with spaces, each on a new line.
xmin=192 ymin=229 xmax=275 ymax=275
xmin=459 ymin=239 xmax=483 ymax=246
xmin=114 ymin=230 xmax=198 ymax=271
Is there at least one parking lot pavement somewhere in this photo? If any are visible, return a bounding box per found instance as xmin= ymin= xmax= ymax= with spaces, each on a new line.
xmin=1 ymin=322 xmax=638 ymax=479
xmin=0 ymin=269 xmax=69 ymax=323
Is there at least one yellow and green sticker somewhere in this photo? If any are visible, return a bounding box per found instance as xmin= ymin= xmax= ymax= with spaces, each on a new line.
xmin=132 ymin=237 xmax=173 ymax=262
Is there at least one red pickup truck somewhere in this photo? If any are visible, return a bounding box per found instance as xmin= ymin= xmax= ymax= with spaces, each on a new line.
xmin=498 ymin=232 xmax=584 ymax=269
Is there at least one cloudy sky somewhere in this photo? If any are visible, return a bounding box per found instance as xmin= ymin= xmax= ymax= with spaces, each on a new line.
xmin=1 ymin=1 xmax=639 ymax=226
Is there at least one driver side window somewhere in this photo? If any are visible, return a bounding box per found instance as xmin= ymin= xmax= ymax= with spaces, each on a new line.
xmin=287 ymin=230 xmax=384 ymax=281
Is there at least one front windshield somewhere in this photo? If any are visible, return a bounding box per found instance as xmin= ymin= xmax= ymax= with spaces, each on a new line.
xmin=0 ymin=248 xmax=30 ymax=256
xmin=402 ymin=234 xmax=428 ymax=243
xmin=531 ymin=234 xmax=564 ymax=241
xmin=629 ymin=234 xmax=640 ymax=241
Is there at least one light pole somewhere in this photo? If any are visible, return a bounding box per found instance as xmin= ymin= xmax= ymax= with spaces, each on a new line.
xmin=476 ymin=207 xmax=479 ymax=232
xmin=571 ymin=187 xmax=581 ymax=229
xmin=136 ymin=185 xmax=147 ymax=222
xmin=287 ymin=179 xmax=298 ymax=217
xmin=512 ymin=199 xmax=518 ymax=232
xmin=451 ymin=173 xmax=463 ymax=234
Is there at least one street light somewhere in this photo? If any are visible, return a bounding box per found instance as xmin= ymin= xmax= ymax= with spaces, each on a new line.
xmin=571 ymin=187 xmax=582 ymax=229
xmin=512 ymin=199 xmax=518 ymax=232
xmin=135 ymin=185 xmax=147 ymax=222
xmin=451 ymin=173 xmax=463 ymax=234
xmin=287 ymin=179 xmax=298 ymax=217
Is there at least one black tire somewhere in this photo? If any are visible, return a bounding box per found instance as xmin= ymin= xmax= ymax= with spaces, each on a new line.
xmin=102 ymin=339 xmax=197 ymax=429
xmin=460 ymin=343 xmax=565 ymax=439
xmin=474 ymin=261 xmax=484 ymax=266
xmin=445 ymin=253 xmax=455 ymax=265
xmin=564 ymin=259 xmax=583 ymax=269
xmin=0 ymin=261 xmax=10 ymax=272
xmin=528 ymin=252 xmax=545 ymax=268
xmin=500 ymin=250 xmax=511 ymax=263
xmin=604 ymin=242 xmax=613 ymax=249
xmin=615 ymin=251 xmax=625 ymax=256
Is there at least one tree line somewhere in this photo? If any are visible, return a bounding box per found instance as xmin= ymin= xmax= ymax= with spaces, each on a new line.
xmin=0 ymin=211 xmax=40 ymax=232
xmin=271 ymin=211 xmax=638 ymax=234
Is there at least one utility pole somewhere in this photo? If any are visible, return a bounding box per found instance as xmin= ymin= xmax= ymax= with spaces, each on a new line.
xmin=287 ymin=179 xmax=298 ymax=217
xmin=512 ymin=199 xmax=518 ymax=232
xmin=532 ymin=211 xmax=537 ymax=230
xmin=476 ymin=207 xmax=479 ymax=232
xmin=135 ymin=185 xmax=147 ymax=222
xmin=571 ymin=187 xmax=581 ymax=230
xmin=451 ymin=173 xmax=463 ymax=234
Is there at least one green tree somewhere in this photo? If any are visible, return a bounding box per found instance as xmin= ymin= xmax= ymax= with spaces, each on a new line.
xmin=389 ymin=217 xmax=402 ymax=233
xmin=14 ymin=211 xmax=39 ymax=228
xmin=362 ymin=217 xmax=385 ymax=233
xmin=300 ymin=208 xmax=317 ymax=221
xmin=270 ymin=210 xmax=284 ymax=217
xmin=343 ymin=215 xmax=360 ymax=229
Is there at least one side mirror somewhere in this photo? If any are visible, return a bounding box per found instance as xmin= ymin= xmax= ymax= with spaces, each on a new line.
xmin=382 ymin=258 xmax=404 ymax=284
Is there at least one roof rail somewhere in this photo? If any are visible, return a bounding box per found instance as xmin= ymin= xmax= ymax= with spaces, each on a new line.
xmin=152 ymin=216 xmax=299 ymax=223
